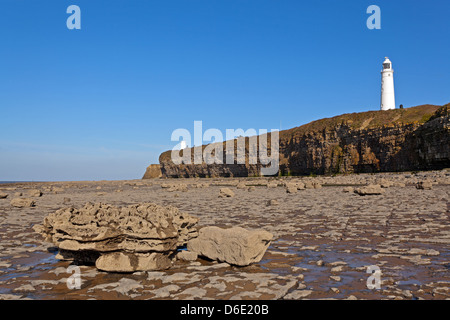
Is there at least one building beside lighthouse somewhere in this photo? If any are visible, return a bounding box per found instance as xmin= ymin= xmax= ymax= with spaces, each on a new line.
xmin=380 ymin=57 xmax=396 ymax=110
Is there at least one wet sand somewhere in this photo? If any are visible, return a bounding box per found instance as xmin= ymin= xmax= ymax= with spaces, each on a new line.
xmin=0 ymin=171 xmax=449 ymax=300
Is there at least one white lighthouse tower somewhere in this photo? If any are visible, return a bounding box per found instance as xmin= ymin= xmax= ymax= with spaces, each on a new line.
xmin=380 ymin=57 xmax=396 ymax=110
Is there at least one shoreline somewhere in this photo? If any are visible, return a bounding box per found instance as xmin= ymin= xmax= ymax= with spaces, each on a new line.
xmin=2 ymin=167 xmax=450 ymax=185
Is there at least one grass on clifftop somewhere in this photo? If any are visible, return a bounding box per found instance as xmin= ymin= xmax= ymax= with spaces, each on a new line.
xmin=283 ymin=104 xmax=447 ymax=139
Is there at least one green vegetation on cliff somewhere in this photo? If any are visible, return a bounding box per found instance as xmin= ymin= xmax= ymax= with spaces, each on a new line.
xmin=281 ymin=104 xmax=446 ymax=140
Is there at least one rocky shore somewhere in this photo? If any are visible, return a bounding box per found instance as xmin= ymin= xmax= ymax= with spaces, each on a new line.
xmin=0 ymin=170 xmax=449 ymax=300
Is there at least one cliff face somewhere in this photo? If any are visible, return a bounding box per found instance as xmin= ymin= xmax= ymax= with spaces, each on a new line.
xmin=142 ymin=164 xmax=162 ymax=179
xmin=279 ymin=105 xmax=449 ymax=175
xmin=154 ymin=104 xmax=450 ymax=178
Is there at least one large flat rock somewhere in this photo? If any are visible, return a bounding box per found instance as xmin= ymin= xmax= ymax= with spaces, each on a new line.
xmin=187 ymin=226 xmax=273 ymax=266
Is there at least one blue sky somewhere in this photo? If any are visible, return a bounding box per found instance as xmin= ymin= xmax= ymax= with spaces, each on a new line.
xmin=1 ymin=0 xmax=449 ymax=181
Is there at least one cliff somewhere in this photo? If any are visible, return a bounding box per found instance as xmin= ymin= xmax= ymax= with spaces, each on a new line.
xmin=142 ymin=164 xmax=162 ymax=179
xmin=151 ymin=104 xmax=450 ymax=178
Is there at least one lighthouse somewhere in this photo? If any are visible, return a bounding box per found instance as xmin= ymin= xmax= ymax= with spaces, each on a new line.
xmin=380 ymin=57 xmax=396 ymax=110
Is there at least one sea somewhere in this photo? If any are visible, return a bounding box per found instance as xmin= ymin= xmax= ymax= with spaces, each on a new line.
xmin=0 ymin=181 xmax=32 ymax=184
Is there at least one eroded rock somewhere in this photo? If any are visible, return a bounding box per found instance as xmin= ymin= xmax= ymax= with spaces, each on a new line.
xmin=10 ymin=198 xmax=35 ymax=208
xmin=416 ymin=181 xmax=433 ymax=190
xmin=285 ymin=184 xmax=298 ymax=194
xmin=176 ymin=250 xmax=198 ymax=262
xmin=34 ymin=202 xmax=198 ymax=272
xmin=219 ymin=188 xmax=235 ymax=198
xmin=187 ymin=226 xmax=273 ymax=266
xmin=354 ymin=184 xmax=385 ymax=196
xmin=27 ymin=189 xmax=43 ymax=197
xmin=267 ymin=199 xmax=279 ymax=206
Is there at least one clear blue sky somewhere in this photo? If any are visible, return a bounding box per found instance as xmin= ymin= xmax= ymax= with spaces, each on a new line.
xmin=1 ymin=0 xmax=449 ymax=181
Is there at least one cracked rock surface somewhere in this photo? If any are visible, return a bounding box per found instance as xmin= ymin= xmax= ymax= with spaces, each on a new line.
xmin=0 ymin=170 xmax=449 ymax=300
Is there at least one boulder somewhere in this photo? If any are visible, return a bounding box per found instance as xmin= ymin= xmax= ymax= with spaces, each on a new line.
xmin=416 ymin=181 xmax=433 ymax=190
xmin=0 ymin=192 xmax=8 ymax=199
xmin=354 ymin=184 xmax=385 ymax=196
xmin=393 ymin=182 xmax=406 ymax=187
xmin=187 ymin=226 xmax=273 ymax=266
xmin=168 ymin=184 xmax=181 ymax=192
xmin=267 ymin=199 xmax=279 ymax=206
xmin=304 ymin=181 xmax=315 ymax=189
xmin=10 ymin=198 xmax=35 ymax=208
xmin=343 ymin=186 xmax=354 ymax=193
xmin=191 ymin=183 xmax=210 ymax=188
xmin=28 ymin=189 xmax=43 ymax=197
xmin=219 ymin=188 xmax=234 ymax=198
xmin=286 ymin=185 xmax=297 ymax=194
xmin=296 ymin=182 xmax=306 ymax=190
xmin=176 ymin=250 xmax=198 ymax=262
xmin=267 ymin=182 xmax=278 ymax=188
xmin=33 ymin=202 xmax=198 ymax=272
xmin=377 ymin=178 xmax=393 ymax=188
xmin=236 ymin=182 xmax=247 ymax=189
xmin=166 ymin=184 xmax=188 ymax=192
xmin=52 ymin=187 xmax=65 ymax=194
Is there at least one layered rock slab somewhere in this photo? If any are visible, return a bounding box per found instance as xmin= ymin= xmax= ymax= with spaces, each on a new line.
xmin=10 ymin=198 xmax=35 ymax=208
xmin=187 ymin=226 xmax=273 ymax=266
xmin=354 ymin=184 xmax=385 ymax=196
xmin=34 ymin=202 xmax=198 ymax=272
xmin=96 ymin=252 xmax=172 ymax=273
